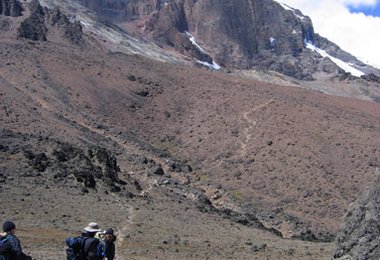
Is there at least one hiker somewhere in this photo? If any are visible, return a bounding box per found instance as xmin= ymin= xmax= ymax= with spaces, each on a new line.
xmin=0 ymin=220 xmax=32 ymax=260
xmin=102 ymin=228 xmax=116 ymax=260
xmin=65 ymin=222 xmax=104 ymax=260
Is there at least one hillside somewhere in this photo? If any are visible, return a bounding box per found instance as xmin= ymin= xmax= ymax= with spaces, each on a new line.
xmin=0 ymin=1 xmax=380 ymax=259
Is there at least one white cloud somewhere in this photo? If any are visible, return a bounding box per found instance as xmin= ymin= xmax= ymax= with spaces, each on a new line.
xmin=275 ymin=0 xmax=380 ymax=68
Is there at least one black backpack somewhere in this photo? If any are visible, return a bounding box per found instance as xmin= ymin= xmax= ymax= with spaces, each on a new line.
xmin=66 ymin=236 xmax=101 ymax=260
xmin=0 ymin=235 xmax=12 ymax=260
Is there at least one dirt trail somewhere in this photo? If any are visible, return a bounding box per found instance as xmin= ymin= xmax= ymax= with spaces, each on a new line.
xmin=19 ymin=95 xmax=176 ymax=258
xmin=210 ymin=98 xmax=275 ymax=170
xmin=240 ymin=98 xmax=275 ymax=156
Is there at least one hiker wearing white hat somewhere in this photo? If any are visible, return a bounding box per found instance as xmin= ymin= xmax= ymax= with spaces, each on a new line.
xmin=65 ymin=222 xmax=104 ymax=259
xmin=84 ymin=222 xmax=102 ymax=233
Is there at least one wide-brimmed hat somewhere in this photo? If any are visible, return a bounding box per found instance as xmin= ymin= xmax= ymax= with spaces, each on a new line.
xmin=84 ymin=222 xmax=101 ymax=233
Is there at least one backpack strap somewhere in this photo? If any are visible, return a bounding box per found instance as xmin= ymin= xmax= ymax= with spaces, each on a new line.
xmin=78 ymin=236 xmax=89 ymax=258
xmin=0 ymin=236 xmax=11 ymax=258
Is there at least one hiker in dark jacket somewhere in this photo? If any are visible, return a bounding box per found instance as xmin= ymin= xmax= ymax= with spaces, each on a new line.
xmin=65 ymin=222 xmax=104 ymax=260
xmin=103 ymin=228 xmax=116 ymax=260
xmin=0 ymin=220 xmax=32 ymax=260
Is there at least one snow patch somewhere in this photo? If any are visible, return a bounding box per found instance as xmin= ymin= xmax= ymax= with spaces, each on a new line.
xmin=269 ymin=37 xmax=276 ymax=49
xmin=279 ymin=3 xmax=293 ymax=11
xmin=305 ymin=41 xmax=365 ymax=77
xmin=80 ymin=20 xmax=91 ymax=28
xmin=196 ymin=60 xmax=221 ymax=70
xmin=185 ymin=31 xmax=206 ymax=53
xmin=295 ymin=14 xmax=305 ymax=21
xmin=292 ymin=30 xmax=298 ymax=34
xmin=278 ymin=2 xmax=305 ymax=21
xmin=185 ymin=31 xmax=221 ymax=70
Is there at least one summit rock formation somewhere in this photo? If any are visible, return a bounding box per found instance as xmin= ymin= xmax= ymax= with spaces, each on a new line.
xmin=74 ymin=0 xmax=378 ymax=80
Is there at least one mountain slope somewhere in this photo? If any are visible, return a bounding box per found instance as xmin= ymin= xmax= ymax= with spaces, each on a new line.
xmin=36 ymin=0 xmax=380 ymax=101
xmin=73 ymin=0 xmax=380 ymax=80
xmin=1 ymin=1 xmax=380 ymax=258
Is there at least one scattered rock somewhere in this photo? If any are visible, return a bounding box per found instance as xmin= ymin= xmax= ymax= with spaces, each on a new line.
xmin=136 ymin=90 xmax=149 ymax=97
xmin=127 ymin=75 xmax=137 ymax=81
xmin=149 ymin=165 xmax=165 ymax=176
xmin=24 ymin=151 xmax=50 ymax=172
xmin=251 ymin=243 xmax=267 ymax=252
xmin=137 ymin=155 xmax=148 ymax=164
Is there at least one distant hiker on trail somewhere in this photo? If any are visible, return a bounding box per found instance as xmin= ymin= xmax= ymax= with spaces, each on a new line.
xmin=102 ymin=228 xmax=116 ymax=260
xmin=0 ymin=220 xmax=32 ymax=260
xmin=65 ymin=222 xmax=104 ymax=260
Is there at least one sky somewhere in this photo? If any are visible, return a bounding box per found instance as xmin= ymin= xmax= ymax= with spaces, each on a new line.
xmin=275 ymin=0 xmax=380 ymax=68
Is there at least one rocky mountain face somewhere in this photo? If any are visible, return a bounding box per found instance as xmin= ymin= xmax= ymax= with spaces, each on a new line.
xmin=333 ymin=176 xmax=380 ymax=259
xmin=15 ymin=0 xmax=84 ymax=43
xmin=1 ymin=1 xmax=380 ymax=258
xmin=0 ymin=0 xmax=22 ymax=17
xmin=73 ymin=0 xmax=379 ymax=80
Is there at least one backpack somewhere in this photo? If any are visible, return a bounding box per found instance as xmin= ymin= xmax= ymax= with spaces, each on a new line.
xmin=0 ymin=236 xmax=12 ymax=260
xmin=66 ymin=236 xmax=102 ymax=260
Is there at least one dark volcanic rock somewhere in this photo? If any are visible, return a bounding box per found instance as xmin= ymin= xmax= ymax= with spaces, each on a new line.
xmin=51 ymin=144 xmax=126 ymax=189
xmin=0 ymin=0 xmax=22 ymax=17
xmin=48 ymin=7 xmax=84 ymax=44
xmin=361 ymin=73 xmax=380 ymax=83
xmin=17 ymin=1 xmax=84 ymax=44
xmin=333 ymin=178 xmax=380 ymax=259
xmin=149 ymin=165 xmax=165 ymax=176
xmin=17 ymin=0 xmax=47 ymax=41
xmin=24 ymin=151 xmax=50 ymax=172
xmin=0 ymin=128 xmax=131 ymax=192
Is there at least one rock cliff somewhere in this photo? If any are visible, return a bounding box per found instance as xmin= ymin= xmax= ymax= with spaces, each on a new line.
xmin=73 ymin=0 xmax=322 ymax=79
xmin=333 ymin=176 xmax=380 ymax=259
xmin=17 ymin=0 xmax=83 ymax=44
xmin=74 ymin=0 xmax=379 ymax=80
xmin=0 ymin=0 xmax=22 ymax=17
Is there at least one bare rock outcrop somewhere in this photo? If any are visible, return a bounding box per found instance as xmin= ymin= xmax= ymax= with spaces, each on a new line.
xmin=333 ymin=178 xmax=380 ymax=260
xmin=0 ymin=0 xmax=22 ymax=17
xmin=17 ymin=0 xmax=47 ymax=41
xmin=0 ymin=130 xmax=131 ymax=193
xmin=48 ymin=7 xmax=83 ymax=44
xmin=17 ymin=0 xmax=83 ymax=44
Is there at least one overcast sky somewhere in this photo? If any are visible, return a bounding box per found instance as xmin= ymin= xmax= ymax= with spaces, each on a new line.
xmin=275 ymin=0 xmax=380 ymax=68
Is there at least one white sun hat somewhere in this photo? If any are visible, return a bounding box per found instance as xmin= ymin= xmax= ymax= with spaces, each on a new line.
xmin=84 ymin=222 xmax=101 ymax=233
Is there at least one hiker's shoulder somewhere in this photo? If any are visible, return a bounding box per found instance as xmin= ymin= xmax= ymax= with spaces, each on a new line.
xmin=4 ymin=234 xmax=18 ymax=242
xmin=65 ymin=235 xmax=83 ymax=245
xmin=85 ymin=237 xmax=100 ymax=244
